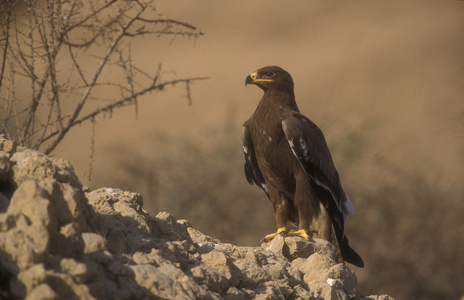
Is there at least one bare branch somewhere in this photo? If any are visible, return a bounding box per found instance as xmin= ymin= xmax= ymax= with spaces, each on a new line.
xmin=76 ymin=76 xmax=208 ymax=125
xmin=186 ymin=80 xmax=193 ymax=106
xmin=67 ymin=43 xmax=88 ymax=85
xmin=0 ymin=3 xmax=12 ymax=96
xmin=40 ymin=76 xmax=208 ymax=144
xmin=1 ymin=0 xmax=207 ymax=157
xmin=43 ymin=2 xmax=151 ymax=154
xmin=87 ymin=116 xmax=96 ymax=181
xmin=65 ymin=0 xmax=118 ymax=33
xmin=124 ymin=46 xmax=138 ymax=118
xmin=137 ymin=17 xmax=201 ymax=32
xmin=63 ymin=16 xmax=121 ymax=48
xmin=10 ymin=18 xmax=38 ymax=81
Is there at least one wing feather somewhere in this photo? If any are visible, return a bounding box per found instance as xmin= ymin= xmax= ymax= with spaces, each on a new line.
xmin=282 ymin=113 xmax=345 ymax=231
xmin=242 ymin=124 xmax=269 ymax=198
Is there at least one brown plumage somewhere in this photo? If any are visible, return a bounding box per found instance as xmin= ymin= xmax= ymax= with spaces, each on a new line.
xmin=242 ymin=66 xmax=364 ymax=267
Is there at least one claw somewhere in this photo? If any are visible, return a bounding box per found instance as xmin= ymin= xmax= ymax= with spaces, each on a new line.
xmin=286 ymin=229 xmax=317 ymax=240
xmin=261 ymin=227 xmax=289 ymax=243
xmin=287 ymin=229 xmax=309 ymax=239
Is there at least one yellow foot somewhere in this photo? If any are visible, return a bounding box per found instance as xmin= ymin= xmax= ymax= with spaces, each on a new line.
xmin=286 ymin=229 xmax=314 ymax=240
xmin=261 ymin=227 xmax=289 ymax=243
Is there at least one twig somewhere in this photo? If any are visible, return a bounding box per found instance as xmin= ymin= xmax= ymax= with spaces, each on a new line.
xmin=40 ymin=76 xmax=208 ymax=144
xmin=88 ymin=117 xmax=96 ymax=181
xmin=137 ymin=17 xmax=200 ymax=31
xmin=1 ymin=0 xmax=206 ymax=155
xmin=186 ymin=80 xmax=192 ymax=106
xmin=73 ymin=77 xmax=208 ymax=126
xmin=66 ymin=0 xmax=118 ymax=32
xmin=43 ymin=2 xmax=150 ymax=154
xmin=0 ymin=3 xmax=12 ymax=97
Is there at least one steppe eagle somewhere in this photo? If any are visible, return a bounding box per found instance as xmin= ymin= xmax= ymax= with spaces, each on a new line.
xmin=242 ymin=66 xmax=364 ymax=267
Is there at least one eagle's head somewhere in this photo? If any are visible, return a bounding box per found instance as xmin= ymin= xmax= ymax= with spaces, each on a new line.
xmin=245 ymin=66 xmax=294 ymax=92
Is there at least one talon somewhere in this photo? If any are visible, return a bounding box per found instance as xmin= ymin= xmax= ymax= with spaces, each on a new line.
xmin=261 ymin=227 xmax=289 ymax=243
xmin=286 ymin=229 xmax=315 ymax=240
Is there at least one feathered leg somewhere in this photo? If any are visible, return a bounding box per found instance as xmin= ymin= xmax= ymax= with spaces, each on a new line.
xmin=262 ymin=187 xmax=291 ymax=242
xmin=287 ymin=171 xmax=318 ymax=239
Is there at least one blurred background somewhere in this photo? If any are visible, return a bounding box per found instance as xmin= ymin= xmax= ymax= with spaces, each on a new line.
xmin=3 ymin=1 xmax=464 ymax=299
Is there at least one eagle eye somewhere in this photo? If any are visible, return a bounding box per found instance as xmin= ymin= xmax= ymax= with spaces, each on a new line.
xmin=263 ymin=71 xmax=275 ymax=78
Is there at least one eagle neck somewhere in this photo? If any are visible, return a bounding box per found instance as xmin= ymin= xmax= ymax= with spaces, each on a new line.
xmin=261 ymin=88 xmax=299 ymax=112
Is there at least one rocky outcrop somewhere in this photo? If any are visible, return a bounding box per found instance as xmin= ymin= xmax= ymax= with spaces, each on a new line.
xmin=0 ymin=137 xmax=393 ymax=299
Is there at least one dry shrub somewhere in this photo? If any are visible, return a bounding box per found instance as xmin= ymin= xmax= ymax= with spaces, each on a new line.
xmin=0 ymin=0 xmax=206 ymax=155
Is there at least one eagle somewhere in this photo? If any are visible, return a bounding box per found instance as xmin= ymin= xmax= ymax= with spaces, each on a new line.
xmin=242 ymin=66 xmax=364 ymax=267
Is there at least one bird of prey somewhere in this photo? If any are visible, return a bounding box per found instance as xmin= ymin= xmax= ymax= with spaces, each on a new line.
xmin=242 ymin=66 xmax=364 ymax=267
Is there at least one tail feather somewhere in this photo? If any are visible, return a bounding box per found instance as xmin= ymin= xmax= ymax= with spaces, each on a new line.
xmin=341 ymin=236 xmax=364 ymax=268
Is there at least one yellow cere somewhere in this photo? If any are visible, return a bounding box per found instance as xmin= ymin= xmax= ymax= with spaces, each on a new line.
xmin=250 ymin=71 xmax=272 ymax=82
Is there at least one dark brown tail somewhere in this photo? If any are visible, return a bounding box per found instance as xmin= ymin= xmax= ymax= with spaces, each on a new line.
xmin=341 ymin=236 xmax=364 ymax=268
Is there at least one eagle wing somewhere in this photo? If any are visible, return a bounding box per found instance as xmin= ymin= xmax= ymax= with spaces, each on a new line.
xmin=242 ymin=124 xmax=269 ymax=198
xmin=282 ymin=112 xmax=345 ymax=234
xmin=283 ymin=112 xmax=364 ymax=267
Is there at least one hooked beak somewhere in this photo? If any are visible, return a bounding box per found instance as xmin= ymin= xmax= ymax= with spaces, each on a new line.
xmin=245 ymin=71 xmax=271 ymax=86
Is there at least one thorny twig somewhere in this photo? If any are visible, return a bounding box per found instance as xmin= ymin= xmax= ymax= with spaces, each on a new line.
xmin=0 ymin=0 xmax=206 ymax=155
xmin=0 ymin=2 xmax=12 ymax=98
xmin=39 ymin=76 xmax=209 ymax=144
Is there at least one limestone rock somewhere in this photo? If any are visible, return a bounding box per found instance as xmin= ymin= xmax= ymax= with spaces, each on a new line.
xmin=25 ymin=283 xmax=58 ymax=300
xmin=0 ymin=136 xmax=16 ymax=153
xmin=261 ymin=235 xmax=338 ymax=262
xmin=82 ymin=232 xmax=107 ymax=254
xmin=10 ymin=148 xmax=82 ymax=189
xmin=0 ymin=139 xmax=393 ymax=299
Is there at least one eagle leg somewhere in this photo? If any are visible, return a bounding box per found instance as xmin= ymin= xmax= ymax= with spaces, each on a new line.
xmin=261 ymin=227 xmax=289 ymax=243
